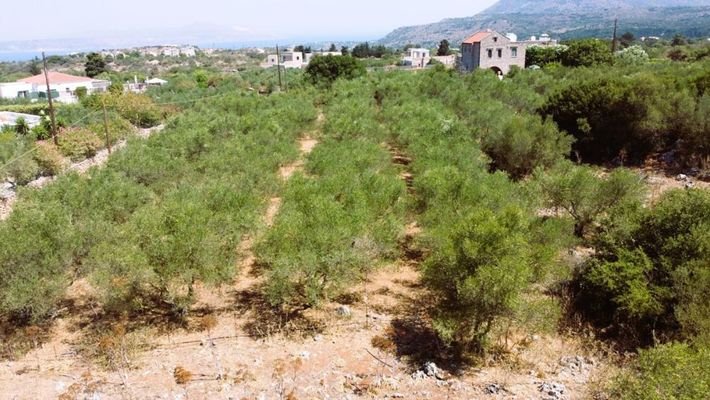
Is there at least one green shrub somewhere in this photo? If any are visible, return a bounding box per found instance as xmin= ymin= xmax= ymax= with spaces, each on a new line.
xmin=33 ymin=142 xmax=67 ymax=176
xmin=610 ymin=343 xmax=709 ymax=400
xmin=534 ymin=161 xmax=645 ymax=237
xmin=577 ymin=189 xmax=710 ymax=344
xmin=304 ymin=55 xmax=365 ymax=86
xmin=423 ymin=207 xmax=533 ymax=353
xmin=58 ymin=127 xmax=103 ymax=161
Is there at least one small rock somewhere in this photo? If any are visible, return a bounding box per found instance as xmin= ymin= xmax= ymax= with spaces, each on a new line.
xmin=298 ymin=351 xmax=311 ymax=360
xmin=335 ymin=305 xmax=351 ymax=317
xmin=538 ymin=382 xmax=566 ymax=400
xmin=389 ymin=393 xmax=405 ymax=398
xmin=424 ymin=361 xmax=445 ymax=380
xmin=484 ymin=383 xmax=501 ymax=394
xmin=411 ymin=370 xmax=427 ymax=380
xmin=313 ymin=334 xmax=323 ymax=342
xmin=676 ymin=174 xmax=688 ymax=181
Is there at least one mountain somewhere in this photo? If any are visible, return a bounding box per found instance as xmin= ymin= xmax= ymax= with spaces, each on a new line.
xmin=379 ymin=0 xmax=710 ymax=47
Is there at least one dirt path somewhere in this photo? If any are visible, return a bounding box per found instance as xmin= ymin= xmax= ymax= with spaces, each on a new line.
xmin=0 ymin=125 xmax=165 ymax=221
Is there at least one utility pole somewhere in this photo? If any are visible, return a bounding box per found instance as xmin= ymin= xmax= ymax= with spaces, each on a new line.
xmin=102 ymin=98 xmax=112 ymax=154
xmin=276 ymin=45 xmax=283 ymax=91
xmin=42 ymin=52 xmax=58 ymax=145
xmin=612 ymin=18 xmax=618 ymax=53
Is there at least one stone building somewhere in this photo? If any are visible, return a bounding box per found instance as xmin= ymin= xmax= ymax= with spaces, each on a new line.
xmin=460 ymin=29 xmax=526 ymax=75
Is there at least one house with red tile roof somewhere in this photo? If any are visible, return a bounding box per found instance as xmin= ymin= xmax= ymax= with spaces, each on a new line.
xmin=460 ymin=29 xmax=526 ymax=75
xmin=0 ymin=72 xmax=110 ymax=103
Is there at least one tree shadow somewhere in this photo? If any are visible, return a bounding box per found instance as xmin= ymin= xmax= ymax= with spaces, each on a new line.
xmin=383 ymin=290 xmax=467 ymax=374
xmin=230 ymin=285 xmax=325 ymax=340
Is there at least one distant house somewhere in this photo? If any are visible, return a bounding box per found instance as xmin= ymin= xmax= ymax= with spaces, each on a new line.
xmin=402 ymin=48 xmax=431 ymax=68
xmin=146 ymin=78 xmax=168 ymax=86
xmin=0 ymin=72 xmax=110 ymax=103
xmin=263 ymin=50 xmax=306 ymax=69
xmin=262 ymin=49 xmax=342 ymax=69
xmin=460 ymin=30 xmax=526 ymax=75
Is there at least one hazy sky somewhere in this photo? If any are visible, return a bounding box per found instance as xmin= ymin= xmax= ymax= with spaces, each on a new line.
xmin=0 ymin=0 xmax=498 ymax=41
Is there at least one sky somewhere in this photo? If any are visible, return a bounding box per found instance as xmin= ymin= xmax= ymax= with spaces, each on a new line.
xmin=0 ymin=0 xmax=498 ymax=42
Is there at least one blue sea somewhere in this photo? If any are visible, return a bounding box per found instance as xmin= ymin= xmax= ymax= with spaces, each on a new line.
xmin=0 ymin=51 xmax=72 ymax=62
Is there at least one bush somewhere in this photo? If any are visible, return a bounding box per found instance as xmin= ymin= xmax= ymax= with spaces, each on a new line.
xmin=541 ymin=75 xmax=672 ymax=164
xmin=534 ymin=162 xmax=645 ymax=238
xmin=304 ymin=55 xmax=365 ymax=86
xmin=33 ymin=142 xmax=67 ymax=176
xmin=615 ymin=45 xmax=650 ymax=66
xmin=577 ymin=189 xmax=710 ymax=344
xmin=423 ymin=207 xmax=533 ymax=353
xmin=561 ymin=39 xmax=613 ymax=67
xmin=58 ymin=127 xmax=103 ymax=161
xmin=610 ymin=343 xmax=709 ymax=400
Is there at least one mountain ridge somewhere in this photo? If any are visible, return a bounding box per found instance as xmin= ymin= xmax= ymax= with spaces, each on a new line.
xmin=380 ymin=0 xmax=710 ymax=47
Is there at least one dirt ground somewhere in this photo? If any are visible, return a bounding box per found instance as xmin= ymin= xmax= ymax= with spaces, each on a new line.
xmin=0 ymin=261 xmax=612 ymax=400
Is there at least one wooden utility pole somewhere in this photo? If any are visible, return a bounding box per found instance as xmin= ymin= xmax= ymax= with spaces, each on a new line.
xmin=102 ymin=98 xmax=112 ymax=154
xmin=276 ymin=45 xmax=283 ymax=91
xmin=612 ymin=18 xmax=618 ymax=53
xmin=42 ymin=52 xmax=58 ymax=145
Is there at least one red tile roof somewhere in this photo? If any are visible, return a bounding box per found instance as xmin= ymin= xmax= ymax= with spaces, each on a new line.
xmin=463 ymin=31 xmax=493 ymax=44
xmin=17 ymin=72 xmax=94 ymax=85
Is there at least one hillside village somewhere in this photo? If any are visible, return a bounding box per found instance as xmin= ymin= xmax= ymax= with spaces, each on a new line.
xmin=0 ymin=1 xmax=709 ymax=399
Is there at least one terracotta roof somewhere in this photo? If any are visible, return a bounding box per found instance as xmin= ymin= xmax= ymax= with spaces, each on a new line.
xmin=17 ymin=72 xmax=94 ymax=85
xmin=463 ymin=31 xmax=493 ymax=44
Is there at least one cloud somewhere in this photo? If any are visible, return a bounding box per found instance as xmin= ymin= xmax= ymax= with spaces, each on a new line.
xmin=232 ymin=26 xmax=251 ymax=32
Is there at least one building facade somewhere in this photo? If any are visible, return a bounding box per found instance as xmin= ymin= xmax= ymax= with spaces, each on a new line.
xmin=0 ymin=72 xmax=110 ymax=103
xmin=460 ymin=30 xmax=526 ymax=75
xmin=402 ymin=48 xmax=431 ymax=68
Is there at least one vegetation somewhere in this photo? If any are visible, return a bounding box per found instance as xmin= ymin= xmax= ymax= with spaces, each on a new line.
xmin=85 ymin=52 xmax=107 ymax=78
xmin=0 ymin=38 xmax=708 ymax=398
xmin=304 ymin=55 xmax=365 ymax=86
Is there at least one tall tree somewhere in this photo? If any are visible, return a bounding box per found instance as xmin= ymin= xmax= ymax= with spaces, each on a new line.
xmin=437 ymin=39 xmax=451 ymax=56
xmin=619 ymin=32 xmax=635 ymax=49
xmin=29 ymin=57 xmax=42 ymax=75
xmin=84 ymin=52 xmax=107 ymax=78
xmin=328 ymin=43 xmax=337 ymax=52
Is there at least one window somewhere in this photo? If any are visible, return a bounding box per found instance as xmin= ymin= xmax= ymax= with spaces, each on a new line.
xmin=487 ymin=49 xmax=493 ymax=58
xmin=493 ymin=37 xmax=498 ymax=43
xmin=511 ymin=47 xmax=518 ymax=57
xmin=497 ymin=49 xmax=502 ymax=58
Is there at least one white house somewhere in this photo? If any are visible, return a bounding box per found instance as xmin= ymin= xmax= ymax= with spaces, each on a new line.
xmin=402 ymin=48 xmax=431 ymax=68
xmin=263 ymin=50 xmax=306 ymax=69
xmin=0 ymin=72 xmax=110 ymax=103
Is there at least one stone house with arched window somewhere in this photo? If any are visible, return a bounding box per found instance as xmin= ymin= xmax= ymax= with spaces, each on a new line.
xmin=460 ymin=29 xmax=526 ymax=75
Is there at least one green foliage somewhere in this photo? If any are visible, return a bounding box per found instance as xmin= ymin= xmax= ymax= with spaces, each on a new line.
xmin=577 ymin=189 xmax=710 ymax=343
xmin=615 ymin=45 xmax=650 ymax=66
xmin=534 ymin=162 xmax=645 ymax=238
xmin=0 ymin=136 xmax=39 ymax=185
xmin=33 ymin=142 xmax=67 ymax=176
xmin=525 ymin=45 xmax=566 ymax=67
xmin=561 ymin=39 xmax=613 ymax=67
xmin=541 ymin=74 xmax=677 ymax=163
xmin=437 ymin=39 xmax=451 ymax=56
xmin=85 ymin=52 xmax=107 ymax=78
xmin=0 ymin=88 xmax=318 ymax=323
xmin=58 ymin=127 xmax=103 ymax=161
xmin=610 ymin=343 xmax=709 ymax=400
xmin=304 ymin=55 xmax=365 ymax=86
xmin=423 ymin=207 xmax=533 ymax=352
xmin=258 ymin=81 xmax=405 ymax=308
